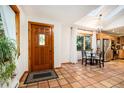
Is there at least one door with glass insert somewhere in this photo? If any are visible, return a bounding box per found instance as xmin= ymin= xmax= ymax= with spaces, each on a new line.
xmin=31 ymin=24 xmax=53 ymax=72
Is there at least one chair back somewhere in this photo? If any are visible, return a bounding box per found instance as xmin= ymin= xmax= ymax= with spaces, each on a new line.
xmin=82 ymin=50 xmax=86 ymax=58
xmin=99 ymin=52 xmax=103 ymax=61
xmin=86 ymin=50 xmax=93 ymax=58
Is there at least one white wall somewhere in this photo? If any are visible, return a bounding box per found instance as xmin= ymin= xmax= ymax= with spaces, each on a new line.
xmin=28 ymin=17 xmax=62 ymax=67
xmin=61 ymin=24 xmax=71 ymax=63
xmin=77 ymin=51 xmax=82 ymax=59
xmin=70 ymin=27 xmax=78 ymax=63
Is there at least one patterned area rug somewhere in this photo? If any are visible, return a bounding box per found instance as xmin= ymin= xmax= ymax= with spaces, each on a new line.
xmin=24 ymin=70 xmax=58 ymax=84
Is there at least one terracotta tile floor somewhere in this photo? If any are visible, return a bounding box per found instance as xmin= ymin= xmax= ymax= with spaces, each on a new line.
xmin=19 ymin=60 xmax=124 ymax=88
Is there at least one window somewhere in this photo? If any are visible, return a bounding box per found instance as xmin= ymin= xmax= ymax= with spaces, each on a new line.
xmin=77 ymin=35 xmax=84 ymax=51
xmin=77 ymin=34 xmax=92 ymax=51
xmin=85 ymin=35 xmax=91 ymax=50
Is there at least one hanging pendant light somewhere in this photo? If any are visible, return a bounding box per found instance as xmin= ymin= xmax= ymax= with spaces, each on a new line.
xmin=96 ymin=14 xmax=103 ymax=52
xmin=97 ymin=14 xmax=103 ymax=33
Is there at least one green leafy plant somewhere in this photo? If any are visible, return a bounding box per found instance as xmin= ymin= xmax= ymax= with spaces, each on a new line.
xmin=0 ymin=36 xmax=17 ymax=86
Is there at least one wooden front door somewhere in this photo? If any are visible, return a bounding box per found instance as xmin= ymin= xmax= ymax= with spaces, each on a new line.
xmin=29 ymin=22 xmax=54 ymax=72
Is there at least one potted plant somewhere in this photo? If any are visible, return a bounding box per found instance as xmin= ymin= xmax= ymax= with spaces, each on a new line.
xmin=0 ymin=36 xmax=17 ymax=87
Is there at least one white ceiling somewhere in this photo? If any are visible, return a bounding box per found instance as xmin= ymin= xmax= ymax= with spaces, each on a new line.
xmin=75 ymin=5 xmax=124 ymax=29
xmin=74 ymin=5 xmax=124 ymax=36
xmin=20 ymin=5 xmax=98 ymax=24
xmin=21 ymin=5 xmax=124 ymax=36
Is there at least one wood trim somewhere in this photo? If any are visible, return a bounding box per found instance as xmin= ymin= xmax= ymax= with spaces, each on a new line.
xmin=10 ymin=5 xmax=20 ymax=13
xmin=10 ymin=5 xmax=20 ymax=56
xmin=19 ymin=71 xmax=29 ymax=82
xmin=51 ymin=29 xmax=54 ymax=68
xmin=28 ymin=21 xmax=54 ymax=28
xmin=55 ymin=67 xmax=62 ymax=69
xmin=28 ymin=21 xmax=54 ymax=72
xmin=97 ymin=32 xmax=118 ymax=40
xmin=28 ymin=23 xmax=31 ymax=72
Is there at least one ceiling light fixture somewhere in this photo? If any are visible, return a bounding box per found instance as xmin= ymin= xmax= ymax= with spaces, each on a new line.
xmin=97 ymin=14 xmax=103 ymax=51
xmin=97 ymin=14 xmax=103 ymax=33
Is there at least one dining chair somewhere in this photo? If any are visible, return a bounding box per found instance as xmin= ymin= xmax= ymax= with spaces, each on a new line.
xmin=81 ymin=50 xmax=86 ymax=65
xmin=99 ymin=52 xmax=104 ymax=68
xmin=82 ymin=50 xmax=92 ymax=66
xmin=94 ymin=52 xmax=104 ymax=68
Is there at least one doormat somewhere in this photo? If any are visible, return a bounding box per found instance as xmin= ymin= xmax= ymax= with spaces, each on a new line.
xmin=24 ymin=70 xmax=58 ymax=84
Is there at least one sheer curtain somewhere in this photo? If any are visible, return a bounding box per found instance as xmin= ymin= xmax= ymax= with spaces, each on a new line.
xmin=0 ymin=5 xmax=16 ymax=41
xmin=70 ymin=27 xmax=78 ymax=63
xmin=92 ymin=31 xmax=97 ymax=53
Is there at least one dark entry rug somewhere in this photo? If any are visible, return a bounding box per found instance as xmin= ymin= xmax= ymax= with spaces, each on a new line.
xmin=24 ymin=70 xmax=58 ymax=84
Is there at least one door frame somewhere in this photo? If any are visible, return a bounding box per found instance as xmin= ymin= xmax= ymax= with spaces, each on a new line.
xmin=28 ymin=21 xmax=54 ymax=72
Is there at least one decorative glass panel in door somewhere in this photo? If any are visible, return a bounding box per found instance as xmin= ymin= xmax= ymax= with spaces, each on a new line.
xmin=39 ymin=34 xmax=45 ymax=45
